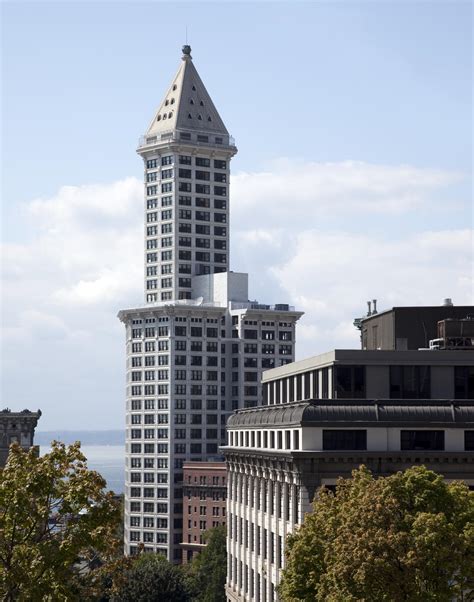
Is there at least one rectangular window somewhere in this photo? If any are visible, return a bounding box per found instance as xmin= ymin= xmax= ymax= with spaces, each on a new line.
xmin=179 ymin=236 xmax=191 ymax=247
xmin=195 ymin=184 xmax=210 ymax=194
xmin=390 ymin=366 xmax=431 ymax=399
xmin=400 ymin=430 xmax=444 ymax=451
xmin=195 ymin=224 xmax=211 ymax=235
xmin=465 ymin=431 xmax=474 ymax=451
xmin=455 ymin=367 xmax=474 ymax=399
xmin=195 ymin=211 xmax=210 ymax=222
xmin=196 ymin=197 xmax=210 ymax=208
xmin=321 ymin=367 xmax=329 ymax=398
xmin=322 ymin=430 xmax=367 ymax=450
xmin=196 ymin=237 xmax=210 ymax=248
xmin=335 ymin=366 xmax=366 ymax=399
xmin=214 ymin=212 xmax=226 ymax=223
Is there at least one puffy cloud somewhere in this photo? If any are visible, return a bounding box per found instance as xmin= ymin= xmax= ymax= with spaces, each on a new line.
xmin=3 ymin=178 xmax=143 ymax=316
xmin=231 ymin=159 xmax=463 ymax=228
xmin=268 ymin=228 xmax=473 ymax=356
xmin=1 ymin=161 xmax=471 ymax=428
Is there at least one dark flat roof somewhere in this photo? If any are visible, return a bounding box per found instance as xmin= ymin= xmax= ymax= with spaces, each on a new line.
xmin=360 ymin=305 xmax=474 ymax=323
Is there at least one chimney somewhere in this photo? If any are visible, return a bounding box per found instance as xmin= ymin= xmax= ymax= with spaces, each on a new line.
xmin=367 ymin=301 xmax=372 ymax=316
xmin=372 ymin=299 xmax=378 ymax=314
xmin=443 ymin=298 xmax=453 ymax=307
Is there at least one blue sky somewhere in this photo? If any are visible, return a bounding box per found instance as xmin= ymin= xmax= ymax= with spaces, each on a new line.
xmin=1 ymin=1 xmax=472 ymax=429
xmin=3 ymin=1 xmax=471 ymax=208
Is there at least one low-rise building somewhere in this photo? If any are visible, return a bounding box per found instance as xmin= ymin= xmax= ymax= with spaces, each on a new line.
xmin=223 ymin=347 xmax=474 ymax=602
xmin=181 ymin=460 xmax=227 ymax=563
xmin=224 ymin=398 xmax=474 ymax=602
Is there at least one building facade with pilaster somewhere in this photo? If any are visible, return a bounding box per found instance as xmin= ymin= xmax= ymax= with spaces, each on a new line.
xmin=223 ymin=347 xmax=474 ymax=601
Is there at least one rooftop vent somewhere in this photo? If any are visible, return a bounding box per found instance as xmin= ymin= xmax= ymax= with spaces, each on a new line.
xmin=443 ymin=298 xmax=453 ymax=306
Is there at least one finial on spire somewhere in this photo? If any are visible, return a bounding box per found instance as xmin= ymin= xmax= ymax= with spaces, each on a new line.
xmin=182 ymin=44 xmax=192 ymax=59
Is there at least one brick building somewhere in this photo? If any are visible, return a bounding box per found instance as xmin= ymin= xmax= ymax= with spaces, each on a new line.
xmin=181 ymin=460 xmax=227 ymax=563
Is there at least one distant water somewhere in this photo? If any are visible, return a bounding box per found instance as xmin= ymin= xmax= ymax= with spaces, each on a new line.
xmin=40 ymin=445 xmax=125 ymax=494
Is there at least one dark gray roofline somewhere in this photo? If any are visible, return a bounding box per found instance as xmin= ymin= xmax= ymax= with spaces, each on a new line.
xmin=226 ymin=399 xmax=474 ymax=429
xmin=359 ymin=305 xmax=474 ymax=324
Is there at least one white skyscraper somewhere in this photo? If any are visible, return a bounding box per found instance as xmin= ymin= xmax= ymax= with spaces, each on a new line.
xmin=118 ymin=46 xmax=303 ymax=561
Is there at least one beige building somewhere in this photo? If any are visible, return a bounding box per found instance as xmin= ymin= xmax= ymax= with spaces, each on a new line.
xmin=119 ymin=46 xmax=302 ymax=561
xmin=223 ymin=348 xmax=474 ymax=601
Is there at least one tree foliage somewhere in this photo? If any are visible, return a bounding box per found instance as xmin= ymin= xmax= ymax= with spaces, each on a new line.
xmin=189 ymin=525 xmax=227 ymax=602
xmin=116 ymin=553 xmax=193 ymax=601
xmin=0 ymin=441 xmax=121 ymax=601
xmin=280 ymin=465 xmax=474 ymax=602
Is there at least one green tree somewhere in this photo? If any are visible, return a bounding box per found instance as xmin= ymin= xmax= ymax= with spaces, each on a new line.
xmin=280 ymin=465 xmax=474 ymax=602
xmin=0 ymin=441 xmax=121 ymax=601
xmin=189 ymin=525 xmax=227 ymax=602
xmin=116 ymin=553 xmax=192 ymax=601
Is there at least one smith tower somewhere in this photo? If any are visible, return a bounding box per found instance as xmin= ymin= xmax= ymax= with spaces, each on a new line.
xmin=119 ymin=46 xmax=303 ymax=562
xmin=139 ymin=44 xmax=235 ymax=303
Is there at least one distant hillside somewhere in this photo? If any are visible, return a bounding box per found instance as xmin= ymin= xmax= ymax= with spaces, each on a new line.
xmin=35 ymin=430 xmax=124 ymax=446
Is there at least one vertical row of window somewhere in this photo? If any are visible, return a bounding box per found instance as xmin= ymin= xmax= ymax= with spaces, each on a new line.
xmin=144 ymin=153 xmax=230 ymax=302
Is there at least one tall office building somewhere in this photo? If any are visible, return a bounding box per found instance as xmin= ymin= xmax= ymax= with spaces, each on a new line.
xmin=118 ymin=46 xmax=303 ymax=561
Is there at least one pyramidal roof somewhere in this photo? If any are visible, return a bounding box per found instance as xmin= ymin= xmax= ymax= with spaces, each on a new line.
xmin=146 ymin=45 xmax=229 ymax=138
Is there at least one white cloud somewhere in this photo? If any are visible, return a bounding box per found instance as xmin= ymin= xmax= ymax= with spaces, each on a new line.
xmin=270 ymin=228 xmax=473 ymax=357
xmin=1 ymin=161 xmax=471 ymax=428
xmin=231 ymin=159 xmax=463 ymax=228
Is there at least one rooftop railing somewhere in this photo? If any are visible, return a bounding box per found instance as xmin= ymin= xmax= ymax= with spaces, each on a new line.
xmin=230 ymin=301 xmax=296 ymax=312
xmin=138 ymin=129 xmax=236 ymax=149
